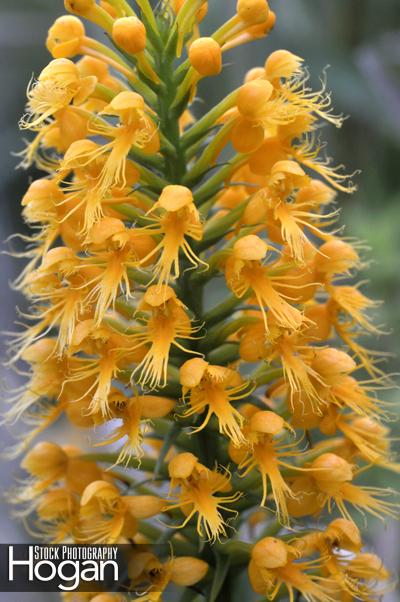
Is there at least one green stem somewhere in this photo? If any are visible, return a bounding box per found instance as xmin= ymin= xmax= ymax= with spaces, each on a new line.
xmin=202 ymin=293 xmax=247 ymax=326
xmin=207 ymin=342 xmax=240 ymax=365
xmin=201 ymin=316 xmax=259 ymax=350
xmin=182 ymin=90 xmax=238 ymax=149
xmin=215 ymin=540 xmax=251 ymax=563
xmin=194 ymin=154 xmax=248 ymax=206
xmin=183 ymin=121 xmax=235 ymax=186
xmin=251 ymin=368 xmax=284 ymax=387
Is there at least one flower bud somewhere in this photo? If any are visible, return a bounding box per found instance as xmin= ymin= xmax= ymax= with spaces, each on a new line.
xmin=46 ymin=15 xmax=85 ymax=58
xmin=189 ymin=37 xmax=222 ymax=76
xmin=231 ymin=119 xmax=265 ymax=153
xmin=316 ymin=239 xmax=359 ymax=275
xmin=237 ymin=0 xmax=270 ymax=25
xmin=124 ymin=495 xmax=164 ymax=519
xmin=312 ymin=453 xmax=353 ymax=483
xmin=64 ymin=0 xmax=96 ymax=15
xmin=100 ymin=1 xmax=118 ymax=17
xmin=252 ymin=537 xmax=287 ymax=569
xmin=312 ymin=348 xmax=356 ymax=382
xmin=233 ymin=235 xmax=268 ymax=261
xmin=172 ymin=0 xmax=208 ymax=20
xmin=21 ymin=442 xmax=68 ymax=480
xmin=112 ymin=17 xmax=147 ymax=55
xmin=197 ymin=2 xmax=208 ymax=21
xmin=244 ymin=67 xmax=265 ymax=83
xmin=304 ymin=303 xmax=331 ymax=340
xmin=168 ymin=452 xmax=198 ymax=479
xmin=265 ymin=50 xmax=303 ymax=81
xmin=237 ymin=79 xmax=273 ymax=121
xmin=77 ymin=55 xmax=108 ymax=80
xmin=140 ymin=396 xmax=175 ymax=419
xmin=170 ymin=557 xmax=209 ymax=586
xmin=249 ymin=411 xmax=284 ymax=435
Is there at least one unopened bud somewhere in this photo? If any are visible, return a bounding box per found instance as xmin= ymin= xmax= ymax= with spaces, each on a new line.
xmin=316 ymin=239 xmax=359 ymax=275
xmin=189 ymin=37 xmax=222 ymax=76
xmin=312 ymin=348 xmax=356 ymax=381
xmin=233 ymin=235 xmax=268 ymax=261
xmin=64 ymin=0 xmax=96 ymax=15
xmin=170 ymin=557 xmax=209 ymax=586
xmin=46 ymin=15 xmax=85 ymax=58
xmin=252 ymin=537 xmax=287 ymax=569
xmin=249 ymin=411 xmax=284 ymax=435
xmin=231 ymin=119 xmax=265 ymax=153
xmin=237 ymin=0 xmax=270 ymax=25
xmin=244 ymin=67 xmax=265 ymax=83
xmin=312 ymin=453 xmax=353 ymax=483
xmin=112 ymin=17 xmax=147 ymax=55
xmin=124 ymin=495 xmax=164 ymax=519
xmin=237 ymin=79 xmax=273 ymax=121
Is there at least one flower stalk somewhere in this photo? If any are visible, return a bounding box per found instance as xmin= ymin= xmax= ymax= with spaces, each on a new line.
xmin=6 ymin=0 xmax=397 ymax=600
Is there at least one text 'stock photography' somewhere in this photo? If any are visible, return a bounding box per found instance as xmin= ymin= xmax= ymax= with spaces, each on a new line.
xmin=3 ymin=0 xmax=399 ymax=600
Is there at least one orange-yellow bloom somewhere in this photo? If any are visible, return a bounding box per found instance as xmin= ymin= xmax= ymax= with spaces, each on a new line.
xmin=249 ymin=536 xmax=336 ymax=602
xmin=225 ymin=234 xmax=305 ymax=331
xmin=179 ymin=358 xmax=252 ymax=445
xmin=79 ymin=480 xmax=163 ymax=543
xmin=139 ymin=185 xmax=206 ymax=291
xmin=128 ymin=286 xmax=201 ymax=389
xmin=229 ymin=409 xmax=304 ymax=524
xmin=166 ymin=452 xmax=242 ymax=542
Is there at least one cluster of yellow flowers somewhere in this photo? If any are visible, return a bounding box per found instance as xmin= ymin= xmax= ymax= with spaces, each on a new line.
xmin=6 ymin=0 xmax=398 ymax=600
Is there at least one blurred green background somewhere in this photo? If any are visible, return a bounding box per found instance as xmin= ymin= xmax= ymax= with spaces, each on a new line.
xmin=0 ymin=1 xmax=399 ymax=600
